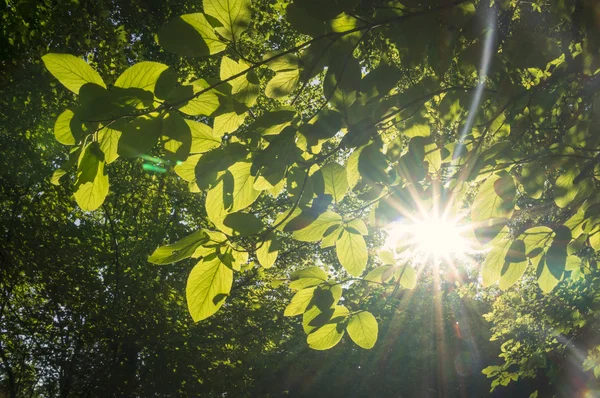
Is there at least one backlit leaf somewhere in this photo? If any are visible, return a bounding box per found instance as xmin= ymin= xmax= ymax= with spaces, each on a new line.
xmin=114 ymin=62 xmax=169 ymax=93
xmin=347 ymin=311 xmax=378 ymax=349
xmin=186 ymin=253 xmax=233 ymax=322
xmin=336 ymin=228 xmax=368 ymax=276
xmin=73 ymin=142 xmax=109 ymax=211
xmin=149 ymin=230 xmax=208 ymax=264
xmin=42 ymin=53 xmax=106 ymax=94
xmin=204 ymin=0 xmax=251 ymax=42
xmin=158 ymin=13 xmax=226 ymax=56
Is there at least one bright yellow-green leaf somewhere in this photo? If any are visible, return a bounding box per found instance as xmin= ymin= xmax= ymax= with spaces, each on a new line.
xmin=472 ymin=171 xmax=516 ymax=222
xmin=186 ymin=254 xmax=233 ymax=322
xmin=365 ymin=265 xmax=394 ymax=284
xmin=404 ymin=123 xmax=430 ymax=138
xmin=320 ymin=162 xmax=349 ymax=202
xmin=346 ymin=146 xmax=364 ymax=188
xmin=590 ymin=230 xmax=600 ymax=251
xmin=176 ymin=79 xmax=220 ymax=116
xmin=174 ymin=154 xmax=201 ymax=182
xmin=378 ymin=250 xmax=395 ymax=265
xmin=554 ymin=167 xmax=580 ymax=208
xmin=284 ymin=287 xmax=317 ymax=316
xmin=98 ymin=126 xmax=121 ymax=164
xmin=148 ymin=230 xmax=208 ymax=264
xmin=219 ymin=243 xmax=248 ymax=271
xmin=213 ymin=110 xmax=247 ymax=136
xmin=265 ymin=70 xmax=299 ymax=98
xmin=114 ymin=62 xmax=169 ymax=93
xmin=346 ymin=219 xmax=368 ymax=235
xmin=520 ymin=226 xmax=554 ymax=256
xmin=336 ymin=229 xmax=368 ymax=276
xmin=535 ymin=253 xmax=560 ymax=293
xmin=220 ymin=56 xmax=259 ymax=106
xmin=482 ymin=238 xmax=512 ymax=287
xmin=187 ymin=120 xmax=221 ymax=153
xmin=204 ymin=0 xmax=251 ymax=41
xmin=303 ymin=302 xmax=347 ymax=334
xmin=73 ymin=143 xmax=109 ymax=211
xmin=307 ymin=305 xmax=348 ymax=350
xmin=227 ymin=160 xmax=261 ymax=211
xmin=321 ymin=225 xmax=343 ymax=248
xmin=565 ymin=255 xmax=582 ymax=271
xmin=499 ymin=262 xmax=528 ymax=290
xmin=256 ymin=234 xmax=279 ymax=269
xmin=289 ymin=267 xmax=328 ymax=290
xmin=42 ymin=53 xmax=106 ymax=94
xmin=292 ymin=211 xmax=342 ymax=242
xmin=347 ymin=311 xmax=378 ymax=349
xmin=54 ymin=109 xmax=81 ymax=145
xmin=397 ymin=264 xmax=417 ymax=289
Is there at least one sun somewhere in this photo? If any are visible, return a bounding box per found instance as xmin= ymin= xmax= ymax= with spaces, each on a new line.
xmin=385 ymin=212 xmax=474 ymax=262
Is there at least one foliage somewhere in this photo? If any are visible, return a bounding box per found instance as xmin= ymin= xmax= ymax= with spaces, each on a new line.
xmin=3 ymin=0 xmax=600 ymax=395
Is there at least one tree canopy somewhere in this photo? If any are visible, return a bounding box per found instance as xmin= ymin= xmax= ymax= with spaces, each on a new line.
xmin=2 ymin=0 xmax=600 ymax=396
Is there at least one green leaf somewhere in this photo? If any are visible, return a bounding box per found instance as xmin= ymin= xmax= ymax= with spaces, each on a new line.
xmin=219 ymin=243 xmax=248 ymax=271
xmin=220 ymin=56 xmax=259 ymax=107
xmin=148 ymin=230 xmax=208 ymax=264
xmin=347 ymin=311 xmax=378 ymax=349
xmin=266 ymin=70 xmax=300 ymax=99
xmin=98 ymin=126 xmax=121 ymax=164
xmin=213 ymin=108 xmax=247 ymax=136
xmin=307 ymin=305 xmax=348 ymax=350
xmin=346 ymin=146 xmax=364 ymax=188
xmin=521 ymin=226 xmax=554 ymax=256
xmin=535 ymin=253 xmax=559 ymax=293
xmin=565 ymin=255 xmax=582 ymax=271
xmin=174 ymin=154 xmax=201 ymax=182
xmin=364 ymin=265 xmax=394 ymax=283
xmin=158 ymin=13 xmax=226 ymax=56
xmin=114 ymin=62 xmax=169 ymax=93
xmin=161 ymin=112 xmax=192 ymax=161
xmin=397 ymin=264 xmax=417 ymax=289
xmin=42 ymin=53 xmax=106 ymax=94
xmin=319 ymin=162 xmax=349 ymax=203
xmin=284 ymin=287 xmax=317 ymax=316
xmin=247 ymin=107 xmax=296 ymax=136
xmin=472 ymin=171 xmax=516 ymax=222
xmin=204 ymin=0 xmax=251 ymax=42
xmin=173 ymin=79 xmax=220 ymax=117
xmin=50 ymin=146 xmax=81 ymax=185
xmin=256 ymin=234 xmax=279 ymax=269
xmin=73 ymin=142 xmax=109 ymax=211
xmin=336 ymin=228 xmax=368 ymax=276
xmin=115 ymin=115 xmax=162 ymax=158
xmin=222 ymin=212 xmax=264 ymax=236
xmin=346 ymin=219 xmax=368 ymax=235
xmin=321 ymin=225 xmax=343 ymax=248
xmin=554 ymin=167 xmax=580 ymax=208
xmin=291 ymin=211 xmax=342 ymax=242
xmin=521 ymin=163 xmax=544 ymax=199
xmin=482 ymin=238 xmax=512 ymax=287
xmin=186 ymin=253 xmax=233 ymax=322
xmin=289 ymin=267 xmax=328 ymax=290
xmin=498 ymin=239 xmax=528 ymax=289
xmin=227 ymin=160 xmax=261 ymax=211
xmin=404 ymin=123 xmax=430 ymax=138
xmin=187 ymin=120 xmax=221 ymax=153
xmin=54 ymin=109 xmax=83 ymax=145
xmin=590 ymin=230 xmax=600 ymax=251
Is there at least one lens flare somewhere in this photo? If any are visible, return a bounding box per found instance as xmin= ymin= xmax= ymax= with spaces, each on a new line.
xmin=385 ymin=210 xmax=476 ymax=265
